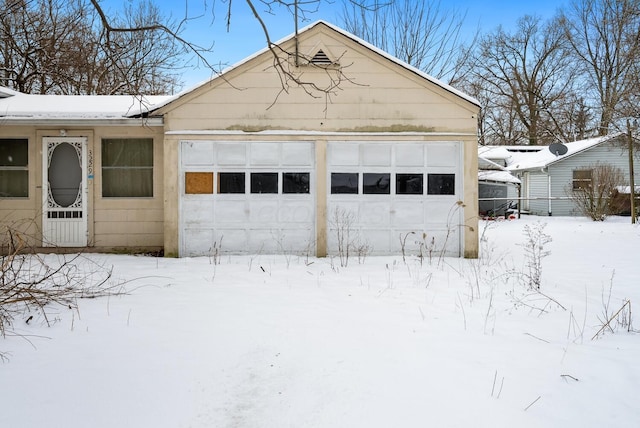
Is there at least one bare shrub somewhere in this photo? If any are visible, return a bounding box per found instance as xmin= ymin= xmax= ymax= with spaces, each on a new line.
xmin=519 ymin=221 xmax=552 ymax=290
xmin=566 ymin=162 xmax=625 ymax=221
xmin=0 ymin=228 xmax=121 ymax=341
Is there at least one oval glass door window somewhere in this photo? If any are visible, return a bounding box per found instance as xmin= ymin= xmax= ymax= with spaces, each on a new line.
xmin=49 ymin=143 xmax=82 ymax=207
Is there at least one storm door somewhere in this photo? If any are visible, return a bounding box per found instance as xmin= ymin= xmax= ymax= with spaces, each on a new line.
xmin=42 ymin=137 xmax=88 ymax=247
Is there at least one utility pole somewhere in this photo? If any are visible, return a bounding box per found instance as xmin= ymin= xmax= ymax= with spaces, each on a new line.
xmin=627 ymin=119 xmax=636 ymax=224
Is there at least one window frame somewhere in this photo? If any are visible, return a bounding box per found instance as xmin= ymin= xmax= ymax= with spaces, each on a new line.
xmin=427 ymin=173 xmax=456 ymax=195
xmin=0 ymin=138 xmax=29 ymax=198
xmin=572 ymin=169 xmax=593 ymax=191
xmin=101 ymin=138 xmax=154 ymax=198
xmin=330 ymin=172 xmax=359 ymax=194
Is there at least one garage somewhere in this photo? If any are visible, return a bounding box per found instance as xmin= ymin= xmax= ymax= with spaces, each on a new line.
xmin=180 ymin=140 xmax=316 ymax=256
xmin=326 ymin=141 xmax=463 ymax=256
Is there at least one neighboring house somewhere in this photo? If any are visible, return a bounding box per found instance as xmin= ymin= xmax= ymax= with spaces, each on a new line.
xmin=479 ymin=134 xmax=639 ymax=216
xmin=478 ymin=156 xmax=520 ymax=217
xmin=0 ymin=21 xmax=480 ymax=258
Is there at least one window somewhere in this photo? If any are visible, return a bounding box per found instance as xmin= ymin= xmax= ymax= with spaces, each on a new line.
xmin=251 ymin=172 xmax=278 ymax=194
xmin=331 ymin=173 xmax=358 ymax=194
xmin=283 ymin=172 xmax=310 ymax=194
xmin=427 ymin=174 xmax=455 ymax=195
xmin=218 ymin=172 xmax=245 ymax=193
xmin=572 ymin=169 xmax=592 ymax=190
xmin=0 ymin=138 xmax=28 ymax=198
xmin=102 ymin=138 xmax=153 ymax=197
xmin=396 ymin=174 xmax=423 ymax=195
xmin=363 ymin=173 xmax=390 ymax=194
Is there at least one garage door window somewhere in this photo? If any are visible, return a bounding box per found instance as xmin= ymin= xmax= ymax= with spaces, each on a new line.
xmin=251 ymin=172 xmax=278 ymax=194
xmin=0 ymin=138 xmax=28 ymax=198
xmin=283 ymin=172 xmax=310 ymax=194
xmin=363 ymin=173 xmax=390 ymax=194
xmin=102 ymin=138 xmax=153 ymax=197
xmin=396 ymin=174 xmax=423 ymax=195
xmin=331 ymin=173 xmax=358 ymax=194
xmin=427 ymin=174 xmax=455 ymax=195
xmin=219 ymin=172 xmax=245 ymax=193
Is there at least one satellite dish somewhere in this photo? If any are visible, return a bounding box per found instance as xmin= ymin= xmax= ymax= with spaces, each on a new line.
xmin=549 ymin=142 xmax=568 ymax=156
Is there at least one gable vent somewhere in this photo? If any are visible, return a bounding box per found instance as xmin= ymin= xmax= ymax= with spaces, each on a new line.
xmin=310 ymin=50 xmax=333 ymax=65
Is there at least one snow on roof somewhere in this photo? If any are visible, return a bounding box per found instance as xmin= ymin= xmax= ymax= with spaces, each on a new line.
xmin=0 ymin=86 xmax=170 ymax=120
xmin=478 ymin=134 xmax=623 ymax=172
xmin=148 ymin=20 xmax=480 ymax=113
xmin=478 ymin=156 xmax=521 ymax=184
xmin=479 ymin=169 xmax=521 ymax=185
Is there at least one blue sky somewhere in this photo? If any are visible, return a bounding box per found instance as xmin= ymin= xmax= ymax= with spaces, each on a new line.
xmin=102 ymin=0 xmax=564 ymax=87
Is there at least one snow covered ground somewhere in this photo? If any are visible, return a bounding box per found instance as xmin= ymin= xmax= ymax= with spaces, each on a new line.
xmin=1 ymin=216 xmax=639 ymax=428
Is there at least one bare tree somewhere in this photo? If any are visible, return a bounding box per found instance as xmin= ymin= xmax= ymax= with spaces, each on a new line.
xmin=559 ymin=0 xmax=640 ymax=135
xmin=340 ymin=0 xmax=475 ymax=83
xmin=0 ymin=0 xmax=183 ymax=94
xmin=464 ymin=15 xmax=574 ymax=146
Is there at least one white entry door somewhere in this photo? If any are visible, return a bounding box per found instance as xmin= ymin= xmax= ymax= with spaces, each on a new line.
xmin=42 ymin=137 xmax=88 ymax=247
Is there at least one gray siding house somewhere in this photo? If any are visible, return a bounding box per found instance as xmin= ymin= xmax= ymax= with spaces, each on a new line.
xmin=479 ymin=134 xmax=639 ymax=216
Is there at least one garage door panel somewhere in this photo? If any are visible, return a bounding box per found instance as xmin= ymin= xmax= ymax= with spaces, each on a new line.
xmin=248 ymin=229 xmax=279 ymax=252
xmin=427 ymin=144 xmax=458 ymax=167
xmin=279 ymin=201 xmax=314 ymax=223
xmin=182 ymin=141 xmax=215 ymax=166
xmin=329 ymin=143 xmax=359 ymax=166
xmin=426 ymin=200 xmax=461 ymax=222
xmin=217 ymin=143 xmax=246 ymax=165
xmin=279 ymin=229 xmax=315 ymax=251
xmin=362 ymin=144 xmax=391 ymax=166
xmin=392 ymin=201 xmax=424 ymax=225
xmin=250 ymin=142 xmax=280 ymax=166
xmin=182 ymin=199 xmax=214 ymax=224
xmin=327 ymin=141 xmax=462 ymax=257
xmin=282 ymin=142 xmax=313 ymax=166
xmin=180 ymin=140 xmax=316 ymax=256
xmin=215 ymin=200 xmax=247 ymax=223
xmin=215 ymin=229 xmax=249 ymax=251
xmin=396 ymin=144 xmax=425 ymax=167
xmin=249 ymin=200 xmax=279 ymax=222
xmin=362 ymin=229 xmax=391 ymax=253
xmin=183 ymin=228 xmax=216 ymax=256
xmin=360 ymin=202 xmax=390 ymax=224
xmin=427 ymin=228 xmax=460 ymax=256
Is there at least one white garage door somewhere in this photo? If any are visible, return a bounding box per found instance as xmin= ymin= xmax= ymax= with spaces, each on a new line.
xmin=327 ymin=141 xmax=463 ymax=256
xmin=180 ymin=141 xmax=315 ymax=256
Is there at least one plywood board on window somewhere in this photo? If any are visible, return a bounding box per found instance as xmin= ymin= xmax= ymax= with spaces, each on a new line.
xmin=185 ymin=172 xmax=213 ymax=194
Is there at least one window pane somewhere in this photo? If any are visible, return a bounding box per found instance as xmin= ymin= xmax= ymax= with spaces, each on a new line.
xmin=0 ymin=170 xmax=28 ymax=197
xmin=102 ymin=139 xmax=153 ymax=167
xmin=218 ymin=172 xmax=245 ymax=193
xmin=102 ymin=138 xmax=153 ymax=197
xmin=427 ymin=174 xmax=455 ymax=195
xmin=0 ymin=139 xmax=28 ymax=166
xmin=363 ymin=173 xmax=390 ymax=194
xmin=103 ymin=169 xmax=153 ymax=197
xmin=251 ymin=172 xmax=278 ymax=194
xmin=0 ymin=139 xmax=28 ymax=197
xmin=283 ymin=172 xmax=310 ymax=194
xmin=331 ymin=173 xmax=358 ymax=194
xmin=572 ymin=169 xmax=592 ymax=190
xmin=396 ymin=174 xmax=423 ymax=195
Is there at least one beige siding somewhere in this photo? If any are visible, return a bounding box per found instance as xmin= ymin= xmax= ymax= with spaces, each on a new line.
xmin=160 ymin=23 xmax=479 ymax=258
xmin=161 ymin=26 xmax=476 ymax=134
xmin=0 ymin=124 xmax=164 ymax=252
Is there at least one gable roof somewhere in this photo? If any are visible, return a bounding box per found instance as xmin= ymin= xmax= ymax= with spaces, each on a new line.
xmin=479 ymin=133 xmax=624 ymax=172
xmin=148 ymin=20 xmax=480 ymax=114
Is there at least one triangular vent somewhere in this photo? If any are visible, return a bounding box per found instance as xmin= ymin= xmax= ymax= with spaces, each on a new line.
xmin=310 ymin=50 xmax=333 ymax=65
